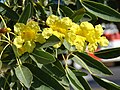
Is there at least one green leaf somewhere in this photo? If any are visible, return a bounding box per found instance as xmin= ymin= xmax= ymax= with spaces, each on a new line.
xmin=60 ymin=5 xmax=74 ymax=17
xmin=68 ymin=66 xmax=88 ymax=76
xmin=18 ymin=3 xmax=31 ymax=24
xmin=81 ymin=0 xmax=120 ymax=22
xmin=92 ymin=75 xmax=120 ymax=90
xmin=12 ymin=44 xmax=19 ymax=57
xmin=0 ymin=60 xmax=2 ymax=69
xmin=72 ymin=54 xmax=92 ymax=74
xmin=85 ymin=11 xmax=98 ymax=23
xmin=77 ymin=76 xmax=92 ymax=90
xmin=72 ymin=54 xmax=109 ymax=75
xmin=0 ymin=3 xmax=19 ymax=21
xmin=35 ymin=85 xmax=52 ymax=90
xmin=48 ymin=4 xmax=73 ymax=17
xmin=40 ymin=35 xmax=60 ymax=48
xmin=66 ymin=67 xmax=84 ymax=90
xmin=25 ymin=63 xmax=66 ymax=90
xmin=20 ymin=53 xmax=29 ymax=63
xmin=63 ymin=39 xmax=75 ymax=51
xmin=35 ymin=2 xmax=46 ymax=16
xmin=72 ymin=70 xmax=88 ymax=77
xmin=73 ymin=52 xmax=112 ymax=75
xmin=15 ymin=65 xmax=33 ymax=88
xmin=0 ymin=77 xmax=5 ymax=88
xmin=94 ymin=47 xmax=120 ymax=59
xmin=42 ymin=60 xmax=65 ymax=78
xmin=32 ymin=49 xmax=56 ymax=64
xmin=30 ymin=55 xmax=65 ymax=78
xmin=70 ymin=8 xmax=85 ymax=23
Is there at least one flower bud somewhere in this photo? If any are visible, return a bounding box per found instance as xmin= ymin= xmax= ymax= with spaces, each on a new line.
xmin=0 ymin=28 xmax=11 ymax=33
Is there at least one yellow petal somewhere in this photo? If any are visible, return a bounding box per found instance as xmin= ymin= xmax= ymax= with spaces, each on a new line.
xmin=42 ymin=28 xmax=53 ymax=39
xmin=53 ymin=31 xmax=65 ymax=40
xmin=99 ymin=36 xmax=109 ymax=46
xmin=14 ymin=23 xmax=25 ymax=34
xmin=80 ymin=21 xmax=94 ymax=31
xmin=95 ymin=24 xmax=104 ymax=37
xmin=69 ymin=23 xmax=82 ymax=35
xmin=66 ymin=32 xmax=77 ymax=45
xmin=18 ymin=47 xmax=26 ymax=56
xmin=46 ymin=15 xmax=59 ymax=26
xmin=61 ymin=17 xmax=73 ymax=29
xmin=35 ymin=33 xmax=46 ymax=44
xmin=27 ymin=20 xmax=40 ymax=33
xmin=13 ymin=36 xmax=24 ymax=48
xmin=88 ymin=43 xmax=98 ymax=52
xmin=23 ymin=41 xmax=36 ymax=53
xmin=53 ymin=41 xmax=63 ymax=48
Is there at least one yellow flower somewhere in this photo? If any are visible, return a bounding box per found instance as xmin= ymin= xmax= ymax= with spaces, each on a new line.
xmin=43 ymin=15 xmax=73 ymax=48
xmin=88 ymin=43 xmax=98 ymax=52
xmin=95 ymin=24 xmax=104 ymax=37
xmin=43 ymin=15 xmax=109 ymax=52
xmin=21 ymin=28 xmax=36 ymax=41
xmin=46 ymin=15 xmax=59 ymax=27
xmin=99 ymin=36 xmax=109 ymax=46
xmin=79 ymin=22 xmax=109 ymax=52
xmin=42 ymin=28 xmax=53 ymax=39
xmin=80 ymin=21 xmax=94 ymax=36
xmin=79 ymin=21 xmax=96 ymax=44
xmin=46 ymin=15 xmax=72 ymax=36
xmin=13 ymin=20 xmax=46 ymax=56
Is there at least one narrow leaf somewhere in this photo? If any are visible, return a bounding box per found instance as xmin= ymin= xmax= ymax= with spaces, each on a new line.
xmin=73 ymin=52 xmax=112 ymax=75
xmin=0 ymin=60 xmax=2 ymax=69
xmin=12 ymin=44 xmax=19 ymax=57
xmin=25 ymin=64 xmax=66 ymax=90
xmin=15 ymin=65 xmax=33 ymax=88
xmin=60 ymin=5 xmax=74 ymax=17
xmin=92 ymin=75 xmax=120 ymax=90
xmin=77 ymin=76 xmax=92 ymax=90
xmin=94 ymin=47 xmax=120 ymax=59
xmin=48 ymin=4 xmax=73 ymax=17
xmin=32 ymin=49 xmax=56 ymax=64
xmin=18 ymin=3 xmax=31 ymax=24
xmin=81 ymin=0 xmax=120 ymax=22
xmin=70 ymin=8 xmax=85 ymax=22
xmin=40 ymin=35 xmax=60 ymax=48
xmin=66 ymin=67 xmax=84 ymax=90
xmin=69 ymin=66 xmax=88 ymax=76
xmin=72 ymin=54 xmax=92 ymax=74
xmin=42 ymin=60 xmax=65 ymax=78
xmin=35 ymin=85 xmax=52 ymax=90
xmin=63 ymin=39 xmax=75 ymax=51
xmin=0 ymin=3 xmax=19 ymax=21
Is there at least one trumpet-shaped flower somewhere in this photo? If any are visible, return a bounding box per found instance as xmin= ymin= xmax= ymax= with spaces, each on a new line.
xmin=43 ymin=15 xmax=109 ymax=52
xmin=42 ymin=15 xmax=73 ymax=48
xmin=13 ymin=20 xmax=46 ymax=56
xmin=45 ymin=15 xmax=73 ymax=36
xmin=79 ymin=21 xmax=109 ymax=52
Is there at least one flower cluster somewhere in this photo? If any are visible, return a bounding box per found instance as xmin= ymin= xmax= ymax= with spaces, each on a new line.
xmin=13 ymin=20 xmax=46 ymax=56
xmin=42 ymin=15 xmax=109 ymax=52
xmin=13 ymin=15 xmax=109 ymax=56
